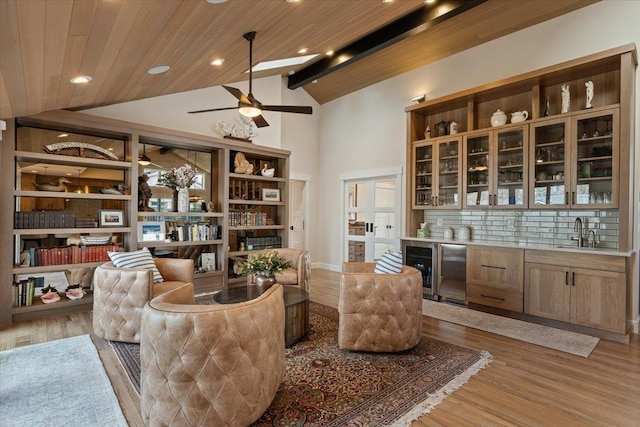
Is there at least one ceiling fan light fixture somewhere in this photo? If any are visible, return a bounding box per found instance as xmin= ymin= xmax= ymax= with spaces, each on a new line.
xmin=239 ymin=105 xmax=262 ymax=118
xmin=138 ymin=144 xmax=151 ymax=166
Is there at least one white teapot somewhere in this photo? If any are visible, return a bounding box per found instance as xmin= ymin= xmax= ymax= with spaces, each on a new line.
xmin=490 ymin=109 xmax=507 ymax=127
xmin=510 ymin=110 xmax=529 ymax=123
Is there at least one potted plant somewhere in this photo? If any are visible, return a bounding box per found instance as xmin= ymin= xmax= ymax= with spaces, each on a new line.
xmin=237 ymin=250 xmax=292 ymax=289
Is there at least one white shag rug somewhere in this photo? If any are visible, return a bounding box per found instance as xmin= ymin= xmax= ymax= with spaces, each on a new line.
xmin=423 ymin=299 xmax=600 ymax=357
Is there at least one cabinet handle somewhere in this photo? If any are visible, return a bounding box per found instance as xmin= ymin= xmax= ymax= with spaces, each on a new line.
xmin=565 ymin=271 xmax=569 ymax=285
xmin=572 ymin=272 xmax=575 ymax=286
xmin=480 ymin=294 xmax=505 ymax=301
xmin=434 ymin=195 xmax=439 ymax=206
xmin=480 ymin=264 xmax=506 ymax=270
xmin=572 ymin=191 xmax=576 ymax=205
xmin=493 ymin=194 xmax=497 ymax=206
xmin=565 ymin=192 xmax=569 ymax=205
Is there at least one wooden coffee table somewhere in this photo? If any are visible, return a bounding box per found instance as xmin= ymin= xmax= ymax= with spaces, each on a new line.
xmin=212 ymin=285 xmax=309 ymax=346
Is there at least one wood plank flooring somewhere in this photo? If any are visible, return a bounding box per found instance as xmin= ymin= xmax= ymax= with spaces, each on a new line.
xmin=1 ymin=268 xmax=639 ymax=426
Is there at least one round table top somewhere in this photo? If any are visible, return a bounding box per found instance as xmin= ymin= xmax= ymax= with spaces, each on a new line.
xmin=212 ymin=284 xmax=308 ymax=307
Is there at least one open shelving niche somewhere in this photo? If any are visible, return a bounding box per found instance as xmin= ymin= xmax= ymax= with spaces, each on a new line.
xmin=2 ymin=110 xmax=290 ymax=322
xmin=226 ymin=150 xmax=289 ymax=286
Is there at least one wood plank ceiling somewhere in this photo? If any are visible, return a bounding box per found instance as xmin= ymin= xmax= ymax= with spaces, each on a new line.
xmin=0 ymin=0 xmax=596 ymax=120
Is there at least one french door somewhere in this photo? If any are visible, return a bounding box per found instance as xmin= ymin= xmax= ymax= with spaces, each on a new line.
xmin=344 ymin=175 xmax=400 ymax=262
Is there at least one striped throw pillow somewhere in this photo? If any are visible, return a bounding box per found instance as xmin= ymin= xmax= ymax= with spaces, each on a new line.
xmin=374 ymin=251 xmax=403 ymax=274
xmin=107 ymin=247 xmax=164 ymax=283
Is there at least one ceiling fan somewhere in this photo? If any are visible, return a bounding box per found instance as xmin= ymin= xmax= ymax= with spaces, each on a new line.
xmin=187 ymin=31 xmax=313 ymax=127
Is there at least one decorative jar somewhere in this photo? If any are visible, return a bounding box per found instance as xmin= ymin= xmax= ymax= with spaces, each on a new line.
xmin=490 ymin=110 xmax=507 ymax=127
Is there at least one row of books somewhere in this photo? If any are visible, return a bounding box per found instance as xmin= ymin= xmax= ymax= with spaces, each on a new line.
xmin=13 ymin=277 xmax=41 ymax=306
xmin=14 ymin=211 xmax=76 ymax=229
xmin=167 ymin=223 xmax=220 ymax=242
xmin=24 ymin=244 xmax=119 ymax=267
xmin=228 ymin=211 xmax=269 ymax=226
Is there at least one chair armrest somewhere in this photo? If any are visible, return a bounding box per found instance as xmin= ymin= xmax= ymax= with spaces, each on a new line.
xmin=155 ymin=258 xmax=194 ymax=283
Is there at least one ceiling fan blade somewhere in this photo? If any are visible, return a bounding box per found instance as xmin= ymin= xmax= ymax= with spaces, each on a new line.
xmin=252 ymin=115 xmax=269 ymax=128
xmin=222 ymin=85 xmax=251 ymax=104
xmin=262 ymin=105 xmax=313 ymax=114
xmin=187 ymin=106 xmax=237 ymax=114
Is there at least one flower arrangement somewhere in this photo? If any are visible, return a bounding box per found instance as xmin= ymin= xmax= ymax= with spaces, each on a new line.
xmin=237 ymin=250 xmax=292 ymax=277
xmin=158 ymin=164 xmax=196 ymax=189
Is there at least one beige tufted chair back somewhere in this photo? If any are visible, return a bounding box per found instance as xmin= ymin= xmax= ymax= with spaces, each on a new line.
xmin=251 ymin=248 xmax=310 ymax=290
xmin=92 ymin=258 xmax=193 ymax=343
xmin=140 ymin=282 xmax=285 ymax=427
xmin=338 ymin=262 xmax=423 ymax=352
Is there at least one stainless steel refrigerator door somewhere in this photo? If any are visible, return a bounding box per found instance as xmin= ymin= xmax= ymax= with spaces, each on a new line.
xmin=439 ymin=243 xmax=467 ymax=305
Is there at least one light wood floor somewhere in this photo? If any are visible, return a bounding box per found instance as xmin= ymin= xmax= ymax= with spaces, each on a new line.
xmin=2 ymin=268 xmax=639 ymax=426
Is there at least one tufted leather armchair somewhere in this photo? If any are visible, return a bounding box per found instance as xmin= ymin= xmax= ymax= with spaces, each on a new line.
xmin=250 ymin=248 xmax=310 ymax=290
xmin=338 ymin=262 xmax=423 ymax=352
xmin=92 ymin=258 xmax=194 ymax=343
xmin=140 ymin=282 xmax=285 ymax=427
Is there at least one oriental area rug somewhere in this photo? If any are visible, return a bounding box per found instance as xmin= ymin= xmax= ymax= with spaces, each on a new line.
xmin=111 ymin=303 xmax=491 ymax=426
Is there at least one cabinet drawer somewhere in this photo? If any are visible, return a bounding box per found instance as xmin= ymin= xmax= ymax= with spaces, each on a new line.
xmin=467 ymin=283 xmax=523 ymax=312
xmin=467 ymin=246 xmax=523 ymax=291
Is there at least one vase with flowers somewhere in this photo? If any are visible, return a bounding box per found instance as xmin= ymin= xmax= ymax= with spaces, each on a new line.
xmin=158 ymin=164 xmax=196 ymax=212
xmin=236 ymin=250 xmax=292 ymax=290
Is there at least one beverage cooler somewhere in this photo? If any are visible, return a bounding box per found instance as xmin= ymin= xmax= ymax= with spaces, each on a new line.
xmin=402 ymin=240 xmax=437 ymax=300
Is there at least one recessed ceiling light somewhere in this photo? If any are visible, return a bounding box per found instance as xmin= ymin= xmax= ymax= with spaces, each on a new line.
xmin=326 ymin=50 xmax=334 ymax=56
xmin=70 ymin=75 xmax=92 ymax=84
xmin=147 ymin=65 xmax=170 ymax=75
xmin=382 ymin=0 xmax=394 ymax=3
xmin=58 ymin=133 xmax=68 ymax=138
xmin=286 ymin=0 xmax=301 ymax=3
xmin=298 ymin=48 xmax=308 ymax=54
xmin=425 ymin=0 xmax=436 ymax=3
xmin=251 ymin=54 xmax=318 ymax=72
xmin=210 ymin=58 xmax=225 ymax=66
xmin=312 ymin=79 xmax=318 ymax=84
xmin=206 ymin=0 xmax=228 ymax=3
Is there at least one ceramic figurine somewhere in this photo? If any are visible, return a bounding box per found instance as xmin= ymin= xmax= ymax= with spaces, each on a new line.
xmin=449 ymin=120 xmax=458 ymax=135
xmin=561 ymin=83 xmax=570 ymax=113
xmin=543 ymin=96 xmax=550 ymax=116
xmin=585 ymin=80 xmax=594 ymax=108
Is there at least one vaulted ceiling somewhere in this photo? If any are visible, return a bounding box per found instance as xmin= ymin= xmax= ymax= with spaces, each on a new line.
xmin=0 ymin=0 xmax=596 ymax=120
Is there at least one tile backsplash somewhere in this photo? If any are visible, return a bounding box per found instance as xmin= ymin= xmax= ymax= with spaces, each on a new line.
xmin=421 ymin=209 xmax=619 ymax=250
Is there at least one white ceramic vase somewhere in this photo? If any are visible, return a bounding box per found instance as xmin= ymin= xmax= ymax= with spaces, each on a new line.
xmin=177 ymin=187 xmax=189 ymax=213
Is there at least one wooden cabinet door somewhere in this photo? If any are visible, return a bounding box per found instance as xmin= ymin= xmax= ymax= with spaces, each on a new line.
xmin=524 ymin=262 xmax=570 ymax=322
xmin=467 ymin=246 xmax=523 ymax=290
xmin=571 ymin=267 xmax=626 ymax=333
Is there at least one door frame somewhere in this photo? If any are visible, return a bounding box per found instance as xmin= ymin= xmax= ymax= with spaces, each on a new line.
xmin=289 ymin=172 xmax=311 ymax=252
xmin=339 ymin=167 xmax=404 ymax=263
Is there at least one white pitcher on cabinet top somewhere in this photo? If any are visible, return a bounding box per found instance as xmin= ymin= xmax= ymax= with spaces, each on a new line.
xmin=510 ymin=110 xmax=529 ymax=123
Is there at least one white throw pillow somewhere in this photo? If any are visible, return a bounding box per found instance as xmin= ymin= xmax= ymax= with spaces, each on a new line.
xmin=374 ymin=251 xmax=403 ymax=274
xmin=107 ymin=247 xmax=164 ymax=283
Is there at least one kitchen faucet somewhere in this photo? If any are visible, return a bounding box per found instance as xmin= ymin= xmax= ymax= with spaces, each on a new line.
xmin=572 ymin=217 xmax=584 ymax=247
xmin=587 ymin=229 xmax=599 ymax=248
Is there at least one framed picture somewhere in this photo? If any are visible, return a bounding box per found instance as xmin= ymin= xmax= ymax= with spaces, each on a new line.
xmin=98 ymin=210 xmax=124 ymax=227
xmin=138 ymin=221 xmax=166 ymax=242
xmin=262 ymin=188 xmax=280 ymax=202
xmin=200 ymin=252 xmax=216 ymax=271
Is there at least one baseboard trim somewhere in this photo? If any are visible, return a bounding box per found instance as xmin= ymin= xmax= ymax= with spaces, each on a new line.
xmin=311 ymin=262 xmax=340 ymax=272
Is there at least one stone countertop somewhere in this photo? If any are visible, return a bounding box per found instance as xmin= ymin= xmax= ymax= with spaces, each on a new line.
xmin=401 ymin=236 xmax=634 ymax=257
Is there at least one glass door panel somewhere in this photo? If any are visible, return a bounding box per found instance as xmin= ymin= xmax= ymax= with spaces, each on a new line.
xmin=532 ymin=120 xmax=568 ymax=207
xmin=437 ymin=139 xmax=460 ymax=207
xmin=573 ymin=112 xmax=616 ymax=207
xmin=372 ymin=180 xmax=397 ymax=260
xmin=414 ymin=144 xmax=433 ymax=207
xmin=465 ymin=134 xmax=490 ymax=207
xmin=346 ymin=183 xmax=367 ymax=262
xmin=495 ymin=129 xmax=526 ymax=207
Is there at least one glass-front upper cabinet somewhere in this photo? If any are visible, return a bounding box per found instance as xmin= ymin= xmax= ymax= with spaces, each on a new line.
xmin=571 ymin=108 xmax=618 ymax=208
xmin=530 ymin=108 xmax=618 ymax=208
xmin=464 ymin=126 xmax=527 ymax=209
xmin=413 ymin=136 xmax=462 ymax=209
xmin=530 ymin=117 xmax=570 ymax=207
